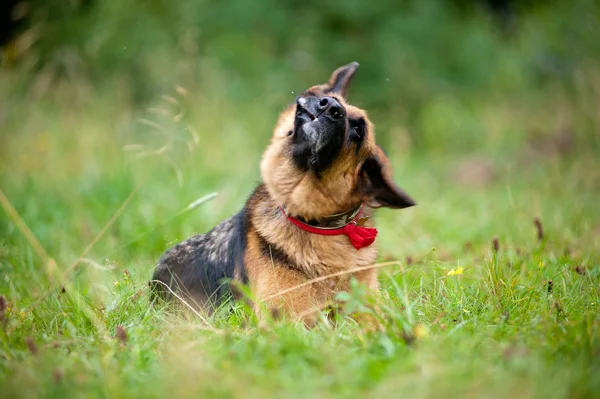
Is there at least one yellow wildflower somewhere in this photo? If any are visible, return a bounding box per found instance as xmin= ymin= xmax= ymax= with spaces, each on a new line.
xmin=20 ymin=311 xmax=25 ymax=319
xmin=447 ymin=267 xmax=464 ymax=276
xmin=115 ymin=281 xmax=120 ymax=287
xmin=413 ymin=323 xmax=428 ymax=339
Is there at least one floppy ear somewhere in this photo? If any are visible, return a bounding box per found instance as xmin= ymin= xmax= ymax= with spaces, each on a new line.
xmin=326 ymin=61 xmax=360 ymax=99
xmin=356 ymin=147 xmax=416 ymax=209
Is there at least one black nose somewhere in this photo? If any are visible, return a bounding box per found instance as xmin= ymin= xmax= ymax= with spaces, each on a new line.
xmin=317 ymin=96 xmax=344 ymax=120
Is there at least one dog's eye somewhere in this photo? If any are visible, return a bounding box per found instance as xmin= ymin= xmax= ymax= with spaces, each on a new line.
xmin=350 ymin=125 xmax=364 ymax=141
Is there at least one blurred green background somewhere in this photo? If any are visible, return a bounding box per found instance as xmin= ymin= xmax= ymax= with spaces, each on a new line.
xmin=1 ymin=2 xmax=600 ymax=398
xmin=2 ymin=0 xmax=599 ymax=150
xmin=1 ymin=0 xmax=599 ymax=274
xmin=1 ymin=0 xmax=599 ymax=269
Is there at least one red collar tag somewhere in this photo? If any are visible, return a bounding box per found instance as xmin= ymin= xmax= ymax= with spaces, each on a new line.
xmin=280 ymin=204 xmax=378 ymax=250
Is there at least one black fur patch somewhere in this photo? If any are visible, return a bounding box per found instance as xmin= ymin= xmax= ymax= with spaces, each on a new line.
xmin=256 ymin=231 xmax=305 ymax=274
xmin=290 ymin=121 xmax=345 ymax=175
xmin=257 ymin=234 xmax=291 ymax=266
xmin=151 ymin=207 xmax=249 ymax=311
xmin=349 ymin=118 xmax=366 ymax=154
xmin=313 ymin=128 xmax=344 ymax=173
xmin=290 ymin=131 xmax=312 ymax=172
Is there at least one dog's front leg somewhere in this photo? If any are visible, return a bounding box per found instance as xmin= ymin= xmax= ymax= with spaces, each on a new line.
xmin=249 ymin=264 xmax=331 ymax=327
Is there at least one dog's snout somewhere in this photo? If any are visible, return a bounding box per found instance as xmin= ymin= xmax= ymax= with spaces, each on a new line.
xmin=296 ymin=96 xmax=345 ymax=122
xmin=318 ymin=96 xmax=344 ymax=120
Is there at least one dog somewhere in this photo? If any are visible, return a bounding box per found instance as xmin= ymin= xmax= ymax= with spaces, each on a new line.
xmin=151 ymin=62 xmax=415 ymax=324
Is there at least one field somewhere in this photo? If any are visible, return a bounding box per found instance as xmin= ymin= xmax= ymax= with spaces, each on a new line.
xmin=1 ymin=1 xmax=600 ymax=398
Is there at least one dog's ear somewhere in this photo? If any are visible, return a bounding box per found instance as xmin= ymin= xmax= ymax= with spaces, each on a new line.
xmin=326 ymin=62 xmax=359 ymax=99
xmin=356 ymin=147 xmax=416 ymax=209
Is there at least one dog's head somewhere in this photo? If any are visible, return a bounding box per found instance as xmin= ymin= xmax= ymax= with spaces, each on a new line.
xmin=261 ymin=62 xmax=415 ymax=219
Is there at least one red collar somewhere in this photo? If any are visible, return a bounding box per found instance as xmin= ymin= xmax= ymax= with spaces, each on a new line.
xmin=279 ymin=203 xmax=378 ymax=250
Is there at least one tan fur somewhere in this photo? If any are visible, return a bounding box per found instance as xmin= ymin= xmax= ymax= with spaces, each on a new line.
xmin=244 ymin=222 xmax=378 ymax=326
xmin=246 ymin=64 xmax=411 ymax=323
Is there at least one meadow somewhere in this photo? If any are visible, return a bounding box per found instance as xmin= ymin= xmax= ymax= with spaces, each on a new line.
xmin=1 ymin=1 xmax=600 ymax=398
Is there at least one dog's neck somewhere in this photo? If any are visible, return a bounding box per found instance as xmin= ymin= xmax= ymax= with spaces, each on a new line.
xmin=281 ymin=203 xmax=364 ymax=229
xmin=279 ymin=202 xmax=377 ymax=250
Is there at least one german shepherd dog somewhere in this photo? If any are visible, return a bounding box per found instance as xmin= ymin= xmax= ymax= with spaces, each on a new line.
xmin=151 ymin=62 xmax=415 ymax=324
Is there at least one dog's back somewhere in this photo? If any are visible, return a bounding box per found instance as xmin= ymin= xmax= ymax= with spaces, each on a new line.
xmin=151 ymin=209 xmax=249 ymax=310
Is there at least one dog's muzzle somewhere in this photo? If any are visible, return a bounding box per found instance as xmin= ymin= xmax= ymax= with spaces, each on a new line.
xmin=296 ymin=96 xmax=345 ymax=123
xmin=292 ymin=95 xmax=346 ymax=173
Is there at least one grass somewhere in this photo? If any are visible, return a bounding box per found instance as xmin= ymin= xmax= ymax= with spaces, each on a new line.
xmin=1 ymin=69 xmax=600 ymax=398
